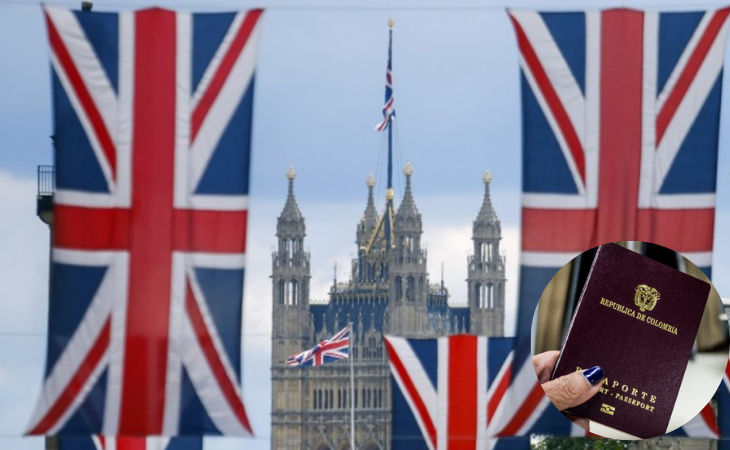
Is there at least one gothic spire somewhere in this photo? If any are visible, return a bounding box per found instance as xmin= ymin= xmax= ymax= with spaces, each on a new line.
xmin=395 ymin=161 xmax=420 ymax=225
xmin=363 ymin=174 xmax=378 ymax=226
xmin=283 ymin=166 xmax=301 ymax=219
xmin=476 ymin=170 xmax=498 ymax=224
xmin=277 ymin=166 xmax=305 ymax=237
xmin=357 ymin=174 xmax=380 ymax=247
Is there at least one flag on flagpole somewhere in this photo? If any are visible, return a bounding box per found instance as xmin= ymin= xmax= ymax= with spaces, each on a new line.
xmin=286 ymin=325 xmax=351 ymax=367
xmin=29 ymin=5 xmax=262 ymax=436
xmin=286 ymin=323 xmax=356 ymax=448
xmin=375 ymin=19 xmax=396 ymax=131
xmin=502 ymin=7 xmax=730 ymax=437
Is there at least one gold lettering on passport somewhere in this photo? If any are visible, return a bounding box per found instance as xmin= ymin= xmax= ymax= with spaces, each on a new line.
xmin=599 ymin=297 xmax=678 ymax=335
xmin=615 ymin=393 xmax=656 ymax=412
xmin=571 ymin=368 xmax=658 ymax=409
xmin=634 ymin=284 xmax=660 ymax=312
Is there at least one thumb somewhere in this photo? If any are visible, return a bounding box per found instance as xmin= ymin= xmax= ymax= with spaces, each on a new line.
xmin=541 ymin=366 xmax=606 ymax=411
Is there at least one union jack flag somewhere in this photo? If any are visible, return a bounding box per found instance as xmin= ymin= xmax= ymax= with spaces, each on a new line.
xmin=286 ymin=325 xmax=350 ymax=367
xmin=719 ymin=361 xmax=730 ymax=444
xmin=385 ymin=335 xmax=544 ymax=450
xmin=504 ymin=8 xmax=729 ymax=437
xmin=59 ymin=436 xmax=202 ymax=450
xmin=28 ymin=5 xmax=262 ymax=436
xmin=375 ymin=22 xmax=395 ymax=132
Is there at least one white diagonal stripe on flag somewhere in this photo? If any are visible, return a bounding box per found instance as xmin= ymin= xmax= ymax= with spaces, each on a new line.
xmin=189 ymin=18 xmax=260 ymax=192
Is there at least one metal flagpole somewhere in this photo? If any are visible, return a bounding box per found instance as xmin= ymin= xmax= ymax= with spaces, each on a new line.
xmin=349 ymin=322 xmax=356 ymax=450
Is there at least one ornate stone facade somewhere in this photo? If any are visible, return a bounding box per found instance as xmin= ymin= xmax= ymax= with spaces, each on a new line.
xmin=270 ymin=164 xmax=506 ymax=450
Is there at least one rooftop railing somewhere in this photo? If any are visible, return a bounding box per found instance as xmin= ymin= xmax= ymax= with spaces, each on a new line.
xmin=38 ymin=165 xmax=55 ymax=196
xmin=36 ymin=165 xmax=55 ymax=225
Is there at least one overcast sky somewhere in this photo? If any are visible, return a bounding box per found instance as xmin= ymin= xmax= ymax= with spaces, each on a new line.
xmin=2 ymin=0 xmax=730 ymax=448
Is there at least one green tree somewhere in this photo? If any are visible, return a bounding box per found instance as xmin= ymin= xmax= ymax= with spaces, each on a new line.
xmin=532 ymin=436 xmax=629 ymax=450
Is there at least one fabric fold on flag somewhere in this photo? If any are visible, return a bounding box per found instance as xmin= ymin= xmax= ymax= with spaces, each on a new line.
xmin=385 ymin=334 xmax=518 ymax=449
xmin=506 ymin=7 xmax=729 ymax=438
xmin=30 ymin=5 xmax=263 ymax=436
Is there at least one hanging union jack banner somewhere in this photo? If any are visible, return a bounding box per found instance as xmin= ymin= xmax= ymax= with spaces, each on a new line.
xmin=58 ymin=436 xmax=202 ymax=450
xmin=385 ymin=335 xmax=545 ymax=450
xmin=719 ymin=362 xmax=730 ymax=447
xmin=506 ymin=8 xmax=729 ymax=438
xmin=286 ymin=325 xmax=350 ymax=367
xmin=28 ymin=5 xmax=262 ymax=436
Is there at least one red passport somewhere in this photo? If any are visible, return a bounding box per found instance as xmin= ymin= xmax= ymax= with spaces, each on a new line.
xmin=550 ymin=243 xmax=711 ymax=438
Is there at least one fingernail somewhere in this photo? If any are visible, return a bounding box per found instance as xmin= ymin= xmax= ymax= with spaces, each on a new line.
xmin=583 ymin=366 xmax=605 ymax=385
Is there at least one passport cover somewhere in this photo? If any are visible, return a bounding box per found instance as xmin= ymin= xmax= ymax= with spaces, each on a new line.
xmin=549 ymin=243 xmax=711 ymax=439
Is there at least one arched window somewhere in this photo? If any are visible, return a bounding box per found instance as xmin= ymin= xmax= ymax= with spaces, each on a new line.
xmin=395 ymin=276 xmax=403 ymax=301
xmin=475 ymin=282 xmax=482 ymax=309
xmin=318 ymin=389 xmax=323 ymax=410
xmin=278 ymin=279 xmax=285 ymax=305
xmin=313 ymin=390 xmax=317 ymax=409
xmin=487 ymin=283 xmax=494 ymax=309
xmin=406 ymin=276 xmax=415 ymax=302
xmin=289 ymin=279 xmax=298 ymax=305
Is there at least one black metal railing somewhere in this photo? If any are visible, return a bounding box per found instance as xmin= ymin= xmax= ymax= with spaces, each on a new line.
xmin=38 ymin=165 xmax=55 ymax=196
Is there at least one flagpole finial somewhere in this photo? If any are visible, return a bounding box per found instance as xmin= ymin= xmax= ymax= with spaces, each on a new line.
xmin=287 ymin=165 xmax=296 ymax=180
xmin=388 ymin=17 xmax=395 ymax=29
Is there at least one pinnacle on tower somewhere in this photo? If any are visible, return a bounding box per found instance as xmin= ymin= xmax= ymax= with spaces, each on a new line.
xmin=477 ymin=170 xmax=498 ymax=222
xmin=358 ymin=174 xmax=380 ymax=247
xmin=283 ymin=166 xmax=302 ymax=219
xmin=394 ymin=161 xmax=420 ymax=226
xmin=473 ymin=170 xmax=500 ymax=239
xmin=277 ymin=166 xmax=305 ymax=238
xmin=364 ymin=174 xmax=378 ymax=223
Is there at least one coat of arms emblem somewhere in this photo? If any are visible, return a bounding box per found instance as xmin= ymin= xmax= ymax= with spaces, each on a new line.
xmin=634 ymin=284 xmax=660 ymax=312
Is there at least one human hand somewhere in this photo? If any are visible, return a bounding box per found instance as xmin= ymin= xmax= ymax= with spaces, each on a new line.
xmin=533 ymin=351 xmax=606 ymax=429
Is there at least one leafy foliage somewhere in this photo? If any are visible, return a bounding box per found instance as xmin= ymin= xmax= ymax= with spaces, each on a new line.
xmin=532 ymin=436 xmax=630 ymax=450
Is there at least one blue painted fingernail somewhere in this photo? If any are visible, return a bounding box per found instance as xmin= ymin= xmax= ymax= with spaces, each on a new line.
xmin=583 ymin=366 xmax=605 ymax=385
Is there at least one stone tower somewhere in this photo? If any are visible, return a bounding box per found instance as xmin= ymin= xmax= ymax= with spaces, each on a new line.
xmin=388 ymin=162 xmax=430 ymax=337
xmin=271 ymin=166 xmax=312 ymax=449
xmin=270 ymin=165 xmax=505 ymax=450
xmin=467 ymin=170 xmax=506 ymax=336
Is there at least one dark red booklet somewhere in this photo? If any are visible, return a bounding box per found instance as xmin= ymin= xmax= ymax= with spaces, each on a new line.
xmin=549 ymin=243 xmax=711 ymax=438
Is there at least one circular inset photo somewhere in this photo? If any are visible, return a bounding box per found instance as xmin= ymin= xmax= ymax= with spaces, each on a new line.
xmin=531 ymin=241 xmax=728 ymax=440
